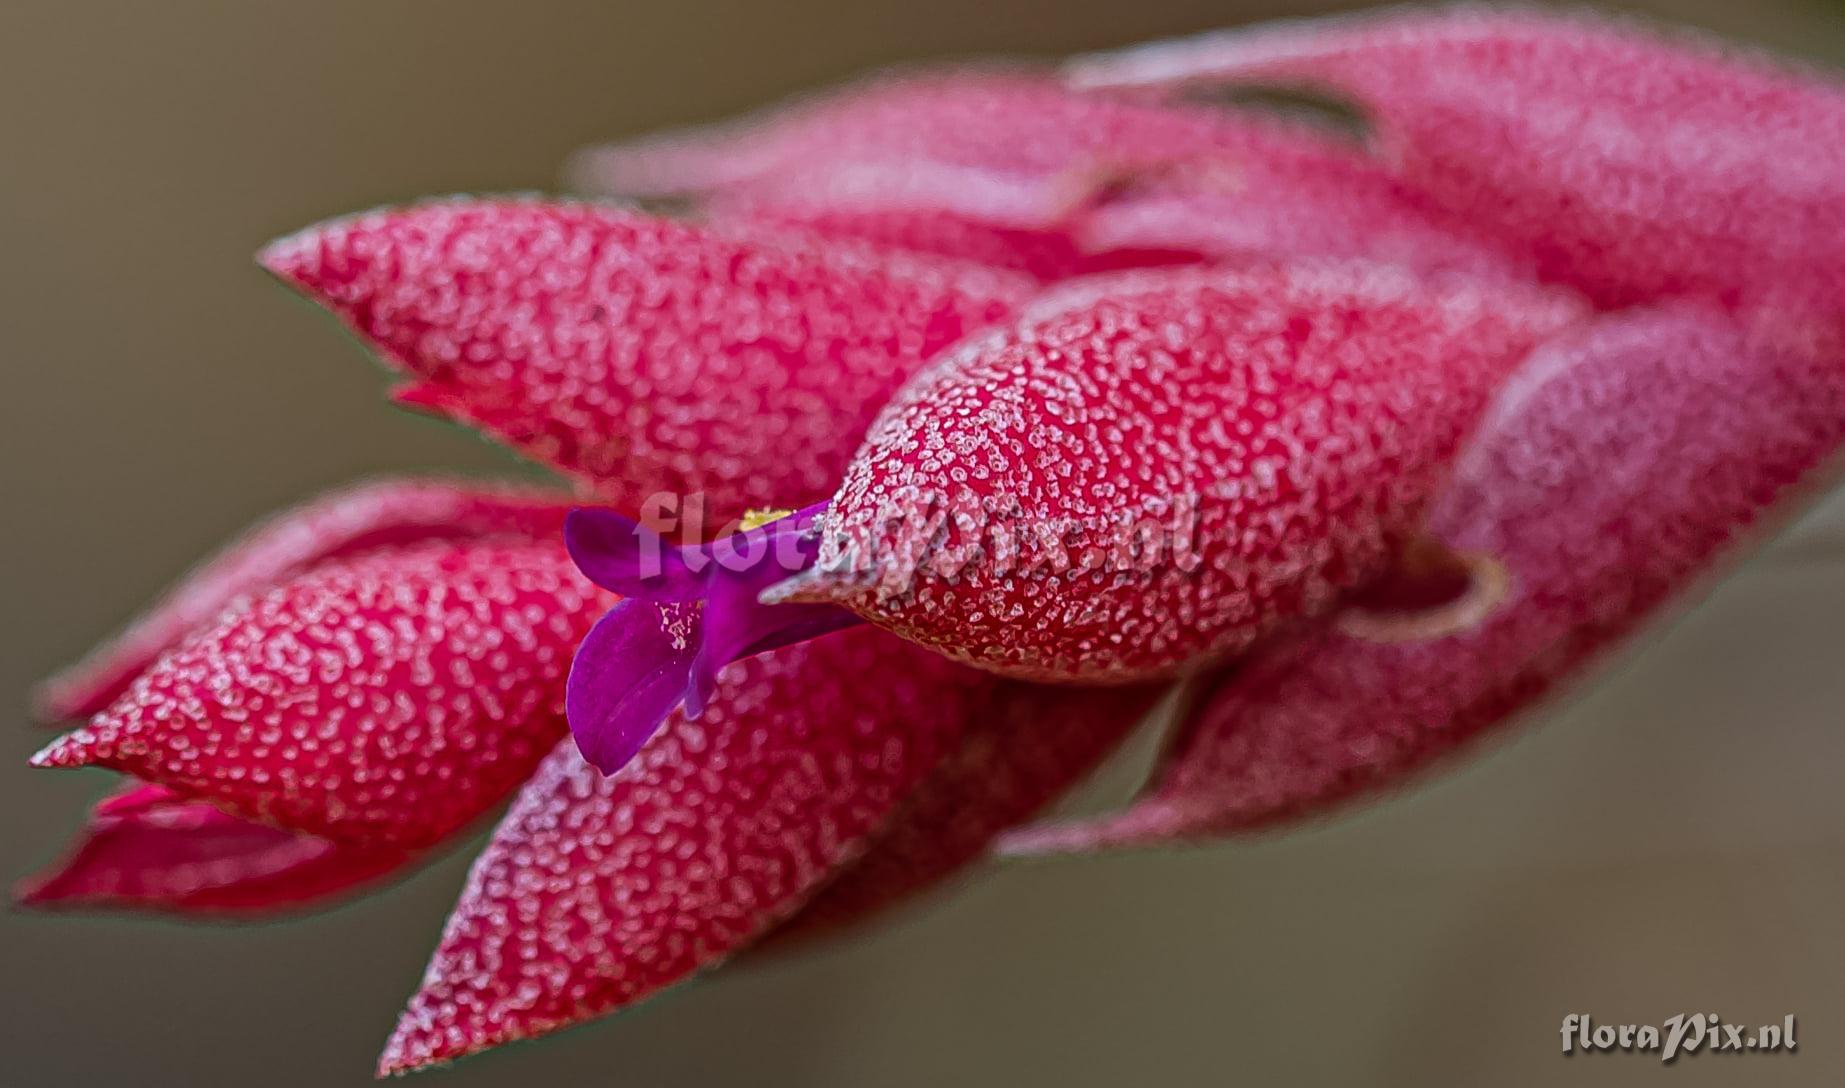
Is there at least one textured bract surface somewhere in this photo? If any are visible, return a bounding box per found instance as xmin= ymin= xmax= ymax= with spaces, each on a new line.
xmin=17 ymin=782 xmax=412 ymax=915
xmin=1071 ymin=154 xmax=1523 ymax=283
xmin=35 ymin=542 xmax=611 ymax=848
xmin=381 ymin=628 xmax=1000 ymax=1073
xmin=1068 ymin=6 xmax=1845 ymax=310
xmin=28 ymin=9 xmax=1845 ymax=1075
xmin=1004 ymin=304 xmax=1845 ymax=851
xmin=595 ymin=70 xmax=1523 ymax=283
xmin=262 ymin=199 xmax=1029 ymax=523
xmin=574 ymin=72 xmax=1243 ymax=222
xmin=767 ymin=680 xmax=1160 ymax=944
xmin=801 ymin=262 xmax=1585 ymax=681
xmin=706 ymin=200 xmax=1190 ymax=284
xmin=36 ymin=478 xmax=570 ymax=723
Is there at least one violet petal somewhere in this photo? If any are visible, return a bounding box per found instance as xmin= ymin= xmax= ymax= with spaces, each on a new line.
xmin=565 ymin=600 xmax=700 ymax=774
xmin=564 ymin=508 xmax=706 ymax=601
xmin=565 ymin=500 xmax=863 ymax=774
xmin=687 ymin=537 xmax=861 ymax=718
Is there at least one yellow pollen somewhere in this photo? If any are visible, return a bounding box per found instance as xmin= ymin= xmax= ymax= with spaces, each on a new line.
xmin=739 ymin=507 xmax=796 ymax=532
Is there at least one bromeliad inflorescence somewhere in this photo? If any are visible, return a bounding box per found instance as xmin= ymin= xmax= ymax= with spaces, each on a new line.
xmin=21 ymin=6 xmax=1845 ymax=1075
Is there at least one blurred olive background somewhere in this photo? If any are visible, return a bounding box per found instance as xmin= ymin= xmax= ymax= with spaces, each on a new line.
xmin=5 ymin=2 xmax=1845 ymax=1085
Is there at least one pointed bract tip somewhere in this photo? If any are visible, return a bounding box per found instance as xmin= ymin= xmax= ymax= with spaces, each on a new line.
xmin=376 ymin=1007 xmax=503 ymax=1077
xmin=28 ymin=732 xmax=102 ymax=770
xmin=994 ymin=801 xmax=1183 ymax=856
xmin=758 ymin=565 xmax=855 ymax=607
xmin=12 ymin=874 xmax=56 ymax=908
xmin=13 ymin=865 xmax=114 ymax=911
xmin=256 ymin=227 xmax=319 ymax=290
xmin=993 ymin=821 xmax=1100 ymax=857
xmin=375 ymin=1040 xmax=419 ymax=1078
xmin=387 ymin=383 xmax=455 ymax=417
xmin=256 ymin=209 xmax=379 ymax=303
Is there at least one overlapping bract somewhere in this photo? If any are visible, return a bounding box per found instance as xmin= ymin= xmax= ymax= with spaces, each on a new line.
xmin=795 ymin=263 xmax=1583 ymax=681
xmin=380 ymin=632 xmax=1157 ymax=1072
xmin=35 ymin=541 xmax=608 ymax=848
xmin=17 ymin=781 xmax=410 ymax=915
xmin=262 ymin=199 xmax=1029 ymax=523
xmin=768 ymin=680 xmax=1161 ymax=944
xmin=37 ymin=478 xmax=572 ymax=723
xmin=24 ymin=480 xmax=579 ymax=909
xmin=1005 ymin=304 xmax=1845 ymax=850
xmin=581 ymin=70 xmax=1525 ymax=282
xmin=28 ymin=195 xmax=1164 ymax=1069
xmin=25 ymin=5 xmax=1845 ymax=1078
xmin=1067 ymin=5 xmax=1845 ymax=312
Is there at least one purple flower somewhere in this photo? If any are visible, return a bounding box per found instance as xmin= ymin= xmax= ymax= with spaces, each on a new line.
xmin=563 ymin=503 xmax=859 ymax=772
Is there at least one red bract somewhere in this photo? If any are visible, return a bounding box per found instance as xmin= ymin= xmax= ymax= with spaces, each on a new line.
xmin=380 ymin=630 xmax=1142 ymax=1073
xmin=1068 ymin=155 xmax=1524 ymax=283
xmin=26 ymin=479 xmax=573 ymax=915
xmin=36 ymin=478 xmax=571 ymax=723
xmin=1067 ymin=6 xmax=1845 ymax=311
xmin=787 ymin=262 xmax=1584 ymax=681
xmin=766 ymin=680 xmax=1161 ymax=945
xmin=571 ymin=71 xmax=1226 ymax=223
xmin=262 ymin=199 xmax=1029 ymax=524
xmin=28 ymin=8 xmax=1845 ymax=1078
xmin=17 ymin=782 xmax=410 ymax=915
xmin=705 ymin=199 xmax=1189 ymax=284
xmin=35 ymin=540 xmax=608 ymax=849
xmin=583 ymin=70 xmax=1525 ymax=282
xmin=1003 ymin=303 xmax=1845 ymax=852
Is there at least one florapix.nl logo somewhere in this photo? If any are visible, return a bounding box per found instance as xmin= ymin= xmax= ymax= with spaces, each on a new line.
xmin=1560 ymin=1013 xmax=1797 ymax=1064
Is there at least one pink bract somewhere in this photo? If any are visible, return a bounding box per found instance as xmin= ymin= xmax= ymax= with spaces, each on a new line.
xmin=35 ymin=540 xmax=609 ymax=849
xmin=583 ymin=69 xmax=1528 ymax=283
xmin=1005 ymin=303 xmax=1845 ymax=851
xmin=36 ymin=478 xmax=572 ymax=723
xmin=789 ymin=261 xmax=1585 ymax=681
xmin=25 ymin=6 xmax=1845 ymax=1077
xmin=16 ymin=781 xmax=411 ymax=915
xmin=1067 ymin=5 xmax=1845 ymax=311
xmin=262 ymin=199 xmax=1029 ymax=524
xmin=379 ymin=629 xmax=1150 ymax=1072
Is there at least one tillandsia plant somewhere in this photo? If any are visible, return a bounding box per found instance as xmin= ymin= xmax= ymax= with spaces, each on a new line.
xmin=20 ymin=3 xmax=1845 ymax=1075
